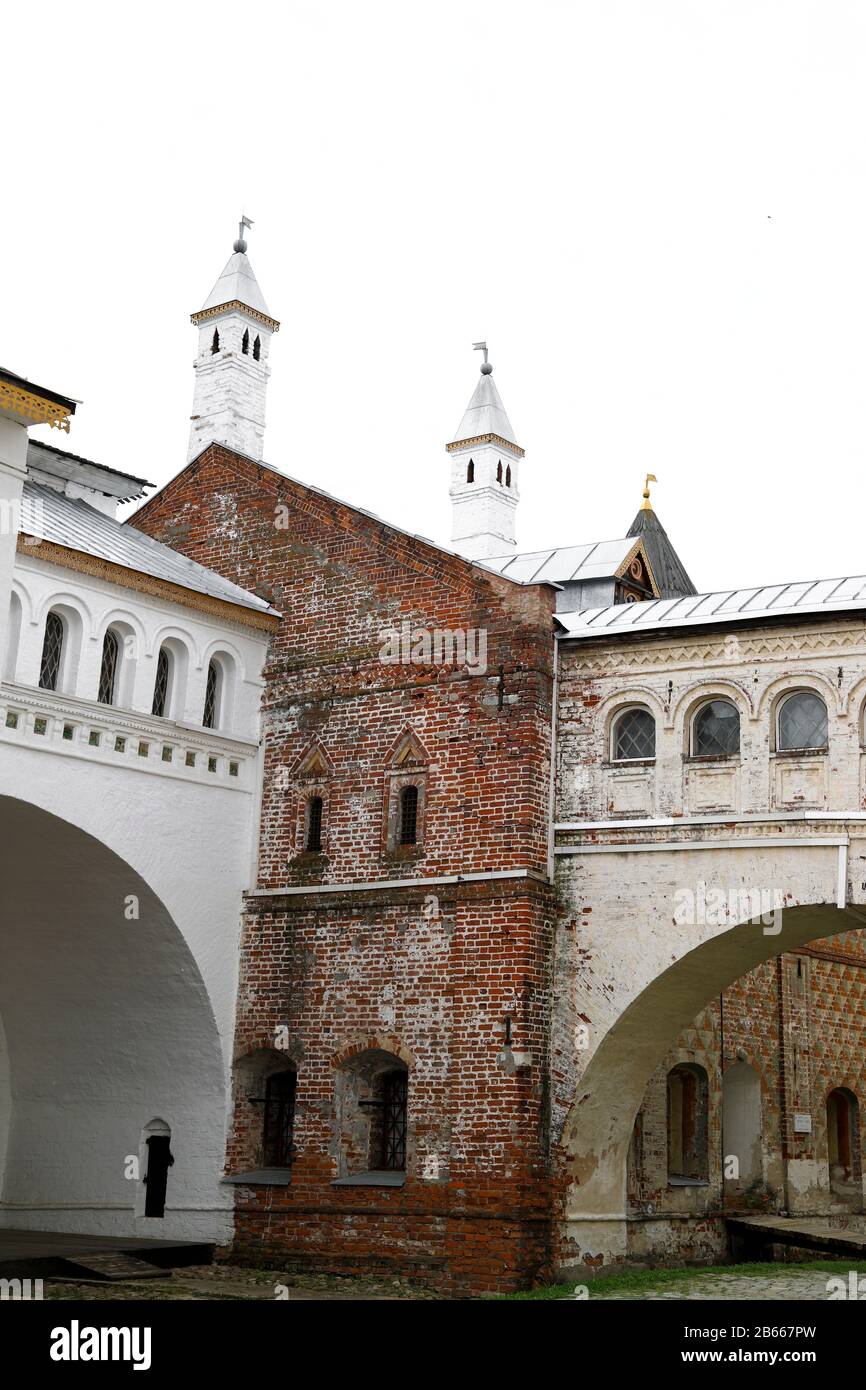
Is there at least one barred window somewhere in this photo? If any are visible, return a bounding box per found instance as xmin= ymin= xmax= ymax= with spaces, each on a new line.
xmin=378 ymin=1070 xmax=408 ymax=1171
xmin=151 ymin=646 xmax=171 ymax=717
xmin=778 ymin=691 xmax=828 ymax=752
xmin=612 ymin=707 xmax=655 ymax=762
xmin=399 ymin=784 xmax=419 ymax=845
xmin=262 ymin=1071 xmax=297 ymax=1168
xmin=692 ymin=699 xmax=740 ymax=756
xmin=39 ymin=611 xmax=65 ymax=692
xmin=203 ymin=660 xmax=219 ymax=729
xmin=97 ymin=629 xmax=120 ymax=706
xmin=306 ymin=795 xmax=323 ymax=852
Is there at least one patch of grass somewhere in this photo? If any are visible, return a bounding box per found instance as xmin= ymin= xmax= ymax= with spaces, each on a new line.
xmin=493 ymin=1260 xmax=866 ymax=1300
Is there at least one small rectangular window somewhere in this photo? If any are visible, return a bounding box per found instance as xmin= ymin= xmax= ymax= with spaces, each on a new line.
xmin=89 ymin=731 xmax=101 ymax=747
xmin=185 ymin=751 xmax=196 ymax=768
xmin=34 ymin=717 xmax=48 ymax=736
xmin=207 ymin=755 xmax=217 ymax=773
xmin=5 ymin=712 xmax=19 ymax=729
xmin=115 ymin=736 xmax=126 ymax=753
xmin=138 ymin=741 xmax=149 ymax=758
xmin=161 ymin=745 xmax=173 ymax=763
xmin=306 ymin=796 xmax=323 ymax=852
xmin=62 ymin=724 xmax=74 ymax=741
xmin=229 ymin=760 xmax=239 ymax=777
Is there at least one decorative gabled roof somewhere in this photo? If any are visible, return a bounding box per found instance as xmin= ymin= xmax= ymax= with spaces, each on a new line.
xmin=626 ymin=502 xmax=696 ymax=599
xmin=0 ymin=367 xmax=78 ymax=433
xmin=191 ymin=250 xmax=279 ymax=331
xmin=556 ymin=574 xmax=866 ymax=640
xmin=19 ymin=480 xmax=278 ymax=618
xmin=449 ymin=368 xmax=520 ymax=450
xmin=479 ymin=536 xmax=656 ymax=590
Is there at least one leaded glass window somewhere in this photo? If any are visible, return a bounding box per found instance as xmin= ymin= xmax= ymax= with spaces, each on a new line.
xmin=693 ymin=699 xmax=740 ymax=757
xmin=778 ymin=691 xmax=828 ymax=752
xmin=38 ymin=611 xmax=64 ymax=691
xmin=203 ymin=660 xmax=219 ymax=729
xmin=97 ymin=629 xmax=119 ymax=705
xmin=152 ymin=646 xmax=170 ymax=717
xmin=612 ymin=707 xmax=655 ymax=761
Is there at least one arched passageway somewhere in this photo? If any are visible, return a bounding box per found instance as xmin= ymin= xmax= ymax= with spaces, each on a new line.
xmin=0 ymin=797 xmax=230 ymax=1243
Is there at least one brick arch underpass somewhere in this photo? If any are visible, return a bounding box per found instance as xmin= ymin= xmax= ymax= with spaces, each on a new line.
xmin=554 ymin=834 xmax=866 ymax=1274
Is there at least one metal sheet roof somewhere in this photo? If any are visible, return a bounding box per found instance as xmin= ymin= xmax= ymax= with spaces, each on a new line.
xmin=556 ymin=577 xmax=866 ymax=640
xmin=21 ymin=481 xmax=277 ymax=615
xmin=28 ymin=439 xmax=151 ymax=502
xmin=451 ymin=370 xmax=518 ymax=446
xmin=198 ymin=250 xmax=272 ymax=318
xmin=480 ymin=537 xmax=639 ymax=585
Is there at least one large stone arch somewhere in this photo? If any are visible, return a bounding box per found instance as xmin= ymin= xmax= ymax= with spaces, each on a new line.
xmin=0 ymin=795 xmax=231 ymax=1244
xmin=555 ymin=834 xmax=866 ymax=1271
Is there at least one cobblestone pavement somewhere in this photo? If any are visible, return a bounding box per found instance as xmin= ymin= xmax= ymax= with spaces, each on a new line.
xmin=598 ymin=1271 xmax=848 ymax=1300
xmin=44 ymin=1265 xmax=441 ymax=1301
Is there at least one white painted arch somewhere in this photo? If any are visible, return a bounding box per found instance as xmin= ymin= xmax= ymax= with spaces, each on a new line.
xmin=0 ymin=795 xmax=232 ymax=1243
xmin=556 ymin=836 xmax=866 ymax=1270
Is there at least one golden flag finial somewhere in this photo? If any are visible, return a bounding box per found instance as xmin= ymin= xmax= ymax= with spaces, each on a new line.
xmin=641 ymin=473 xmax=658 ymax=510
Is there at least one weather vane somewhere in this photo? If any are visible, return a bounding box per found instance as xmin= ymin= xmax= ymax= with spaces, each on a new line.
xmin=642 ymin=472 xmax=658 ymax=509
xmin=473 ymin=341 xmax=493 ymax=375
xmin=234 ymin=214 xmax=253 ymax=253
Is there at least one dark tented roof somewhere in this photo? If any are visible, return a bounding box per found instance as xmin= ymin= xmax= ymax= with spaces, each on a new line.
xmin=627 ymin=505 xmax=696 ymax=599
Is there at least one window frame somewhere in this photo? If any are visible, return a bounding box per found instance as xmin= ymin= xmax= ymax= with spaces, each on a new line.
xmin=775 ymin=689 xmax=829 ymax=755
xmin=38 ymin=610 xmax=66 ymax=692
xmin=689 ymin=697 xmax=741 ymax=760
xmin=609 ymin=704 xmax=656 ymax=764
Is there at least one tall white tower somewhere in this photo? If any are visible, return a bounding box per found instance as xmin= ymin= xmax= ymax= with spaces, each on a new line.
xmin=446 ymin=344 xmax=523 ymax=561
xmin=187 ymin=219 xmax=280 ymax=462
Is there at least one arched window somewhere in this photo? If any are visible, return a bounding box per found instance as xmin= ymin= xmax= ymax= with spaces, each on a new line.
xmin=496 ymin=460 xmax=503 ymax=483
xmin=827 ymin=1087 xmax=861 ymax=1195
xmin=505 ymin=463 xmax=512 ymax=487
xmin=97 ymin=628 xmax=120 ymax=705
xmin=692 ymin=698 xmax=740 ymax=757
xmin=777 ymin=690 xmax=828 ymax=752
xmin=334 ymin=1051 xmax=409 ymax=1178
xmin=667 ymin=1063 xmax=709 ymax=1183
xmin=211 ymin=327 xmax=220 ymax=354
xmin=611 ymin=706 xmax=655 ymax=762
xmin=253 ymin=335 xmax=261 ymax=361
xmin=399 ymin=785 xmax=419 ymax=845
xmin=306 ymin=795 xmax=323 ymax=852
xmin=241 ymin=328 xmax=250 ymax=355
xmin=466 ymin=458 xmax=474 ymax=483
xmin=38 ymin=611 xmax=65 ymax=692
xmin=203 ymin=659 xmax=220 ymax=729
xmin=151 ymin=646 xmax=171 ymax=718
xmin=262 ymin=1070 xmax=297 ymax=1168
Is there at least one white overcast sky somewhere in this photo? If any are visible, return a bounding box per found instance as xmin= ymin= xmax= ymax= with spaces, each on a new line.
xmin=4 ymin=1 xmax=866 ymax=592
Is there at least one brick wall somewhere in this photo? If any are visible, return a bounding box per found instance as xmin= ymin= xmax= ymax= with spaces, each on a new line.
xmin=134 ymin=445 xmax=557 ymax=1292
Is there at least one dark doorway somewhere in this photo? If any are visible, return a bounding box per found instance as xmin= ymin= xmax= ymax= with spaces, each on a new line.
xmin=144 ymin=1134 xmax=174 ymax=1217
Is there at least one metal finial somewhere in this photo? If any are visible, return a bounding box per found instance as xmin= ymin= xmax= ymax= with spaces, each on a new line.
xmin=234 ymin=214 xmax=253 ymax=254
xmin=473 ymin=340 xmax=493 ymax=374
xmin=641 ymin=472 xmax=658 ymax=510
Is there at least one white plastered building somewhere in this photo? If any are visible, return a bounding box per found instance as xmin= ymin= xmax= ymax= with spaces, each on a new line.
xmin=0 ymin=368 xmax=277 ymax=1245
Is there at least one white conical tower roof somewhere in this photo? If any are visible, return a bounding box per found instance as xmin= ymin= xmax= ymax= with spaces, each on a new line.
xmin=451 ymin=364 xmax=518 ymax=445
xmin=198 ymin=249 xmax=273 ymax=319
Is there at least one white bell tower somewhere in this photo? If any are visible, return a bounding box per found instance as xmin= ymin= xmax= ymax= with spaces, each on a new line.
xmin=187 ymin=218 xmax=280 ymax=463
xmin=446 ymin=344 xmax=523 ymax=561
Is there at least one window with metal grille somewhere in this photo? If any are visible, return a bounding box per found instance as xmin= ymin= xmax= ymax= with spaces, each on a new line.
xmin=203 ymin=660 xmax=219 ymax=728
xmin=151 ymin=646 xmax=171 ymax=717
xmin=778 ymin=691 xmax=828 ymax=751
xmin=399 ymin=784 xmax=418 ymax=845
xmin=262 ymin=1071 xmax=296 ymax=1168
xmin=378 ymin=1070 xmax=408 ymax=1171
xmin=306 ymin=795 xmax=323 ymax=852
xmin=39 ymin=611 xmax=64 ymax=691
xmin=692 ymin=699 xmax=740 ymax=757
xmin=612 ymin=707 xmax=655 ymax=761
xmin=97 ymin=629 xmax=120 ymax=705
